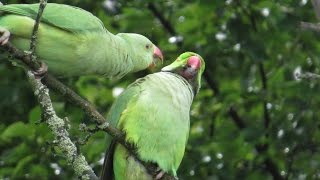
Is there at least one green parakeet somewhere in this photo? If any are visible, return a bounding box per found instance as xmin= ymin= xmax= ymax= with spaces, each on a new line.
xmin=101 ymin=52 xmax=205 ymax=180
xmin=0 ymin=3 xmax=163 ymax=78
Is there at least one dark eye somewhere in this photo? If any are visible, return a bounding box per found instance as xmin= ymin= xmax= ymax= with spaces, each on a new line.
xmin=183 ymin=65 xmax=189 ymax=70
xmin=145 ymin=44 xmax=151 ymax=49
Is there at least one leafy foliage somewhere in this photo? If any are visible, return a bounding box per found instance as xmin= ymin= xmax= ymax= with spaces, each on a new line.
xmin=1 ymin=0 xmax=320 ymax=179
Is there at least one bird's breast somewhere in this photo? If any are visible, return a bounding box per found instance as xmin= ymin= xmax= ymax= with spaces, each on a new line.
xmin=120 ymin=72 xmax=194 ymax=173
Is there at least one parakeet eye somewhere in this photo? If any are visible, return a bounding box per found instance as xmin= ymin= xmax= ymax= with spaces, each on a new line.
xmin=182 ymin=64 xmax=189 ymax=70
xmin=145 ymin=44 xmax=151 ymax=49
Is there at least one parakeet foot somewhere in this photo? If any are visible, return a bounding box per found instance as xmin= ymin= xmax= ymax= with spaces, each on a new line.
xmin=33 ymin=62 xmax=48 ymax=79
xmin=0 ymin=27 xmax=10 ymax=45
xmin=154 ymin=169 xmax=166 ymax=180
xmin=154 ymin=168 xmax=179 ymax=180
xmin=155 ymin=171 xmax=165 ymax=179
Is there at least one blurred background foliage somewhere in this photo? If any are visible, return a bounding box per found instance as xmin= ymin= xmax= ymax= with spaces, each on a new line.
xmin=1 ymin=0 xmax=320 ymax=179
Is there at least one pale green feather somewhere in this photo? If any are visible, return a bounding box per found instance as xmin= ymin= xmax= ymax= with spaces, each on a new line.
xmin=106 ymin=72 xmax=194 ymax=179
xmin=104 ymin=81 xmax=142 ymax=148
xmin=0 ymin=3 xmax=105 ymax=34
xmin=114 ymin=145 xmax=152 ymax=180
xmin=0 ymin=3 xmax=156 ymax=78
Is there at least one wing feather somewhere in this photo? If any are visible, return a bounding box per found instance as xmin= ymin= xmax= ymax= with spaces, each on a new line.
xmin=0 ymin=3 xmax=105 ymax=33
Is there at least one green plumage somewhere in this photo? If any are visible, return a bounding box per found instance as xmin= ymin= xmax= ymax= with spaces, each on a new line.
xmin=101 ymin=52 xmax=205 ymax=180
xmin=0 ymin=3 xmax=105 ymax=33
xmin=0 ymin=3 xmax=160 ymax=78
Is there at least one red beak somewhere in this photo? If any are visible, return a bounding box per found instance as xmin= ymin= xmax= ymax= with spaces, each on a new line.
xmin=154 ymin=45 xmax=163 ymax=61
xmin=149 ymin=45 xmax=164 ymax=69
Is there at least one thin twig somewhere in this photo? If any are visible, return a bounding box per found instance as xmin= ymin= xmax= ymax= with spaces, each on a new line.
xmin=258 ymin=63 xmax=270 ymax=129
xmin=29 ymin=0 xmax=47 ymax=59
xmin=228 ymin=106 xmax=246 ymax=129
xmin=300 ymin=21 xmax=320 ymax=32
xmin=297 ymin=72 xmax=320 ymax=79
xmin=147 ymin=3 xmax=176 ymax=36
xmin=204 ymin=69 xmax=220 ymax=95
xmin=263 ymin=158 xmax=284 ymax=180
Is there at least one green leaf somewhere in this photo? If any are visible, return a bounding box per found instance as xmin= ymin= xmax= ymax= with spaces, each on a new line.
xmin=12 ymin=155 xmax=36 ymax=177
xmin=1 ymin=122 xmax=35 ymax=142
xmin=28 ymin=106 xmax=41 ymax=123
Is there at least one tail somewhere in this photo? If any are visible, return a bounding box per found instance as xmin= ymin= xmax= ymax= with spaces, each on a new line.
xmin=100 ymin=139 xmax=116 ymax=180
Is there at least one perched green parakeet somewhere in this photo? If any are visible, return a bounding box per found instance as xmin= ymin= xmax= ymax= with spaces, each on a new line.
xmin=101 ymin=52 xmax=205 ymax=180
xmin=0 ymin=3 xmax=163 ymax=78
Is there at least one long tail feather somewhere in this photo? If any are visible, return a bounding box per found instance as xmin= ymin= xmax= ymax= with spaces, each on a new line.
xmin=101 ymin=139 xmax=116 ymax=180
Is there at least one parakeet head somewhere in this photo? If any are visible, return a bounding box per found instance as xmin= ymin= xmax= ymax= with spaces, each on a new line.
xmin=161 ymin=52 xmax=205 ymax=94
xmin=117 ymin=33 xmax=163 ymax=72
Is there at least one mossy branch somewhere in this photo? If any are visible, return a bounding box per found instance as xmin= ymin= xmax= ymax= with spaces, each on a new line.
xmin=25 ymin=0 xmax=97 ymax=179
xmin=27 ymin=71 xmax=98 ymax=180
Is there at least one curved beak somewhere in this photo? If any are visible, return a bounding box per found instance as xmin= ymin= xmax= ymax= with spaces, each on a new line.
xmin=149 ymin=45 xmax=164 ymax=69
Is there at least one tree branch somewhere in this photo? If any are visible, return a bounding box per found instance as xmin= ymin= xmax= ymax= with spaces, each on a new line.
xmin=263 ymin=158 xmax=284 ymax=180
xmin=203 ymin=69 xmax=220 ymax=96
xmin=299 ymin=21 xmax=320 ymax=32
xmin=2 ymin=42 xmax=129 ymax=148
xmin=312 ymin=0 xmax=320 ymax=20
xmin=228 ymin=106 xmax=246 ymax=129
xmin=147 ymin=3 xmax=176 ymax=36
xmin=27 ymin=71 xmax=98 ymax=180
xmin=296 ymin=71 xmax=320 ymax=80
xmin=227 ymin=106 xmax=283 ymax=180
xmin=299 ymin=0 xmax=320 ymax=33
xmin=258 ymin=63 xmax=270 ymax=130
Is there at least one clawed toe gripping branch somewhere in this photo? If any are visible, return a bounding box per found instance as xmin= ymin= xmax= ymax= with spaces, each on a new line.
xmin=0 ymin=27 xmax=10 ymax=45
